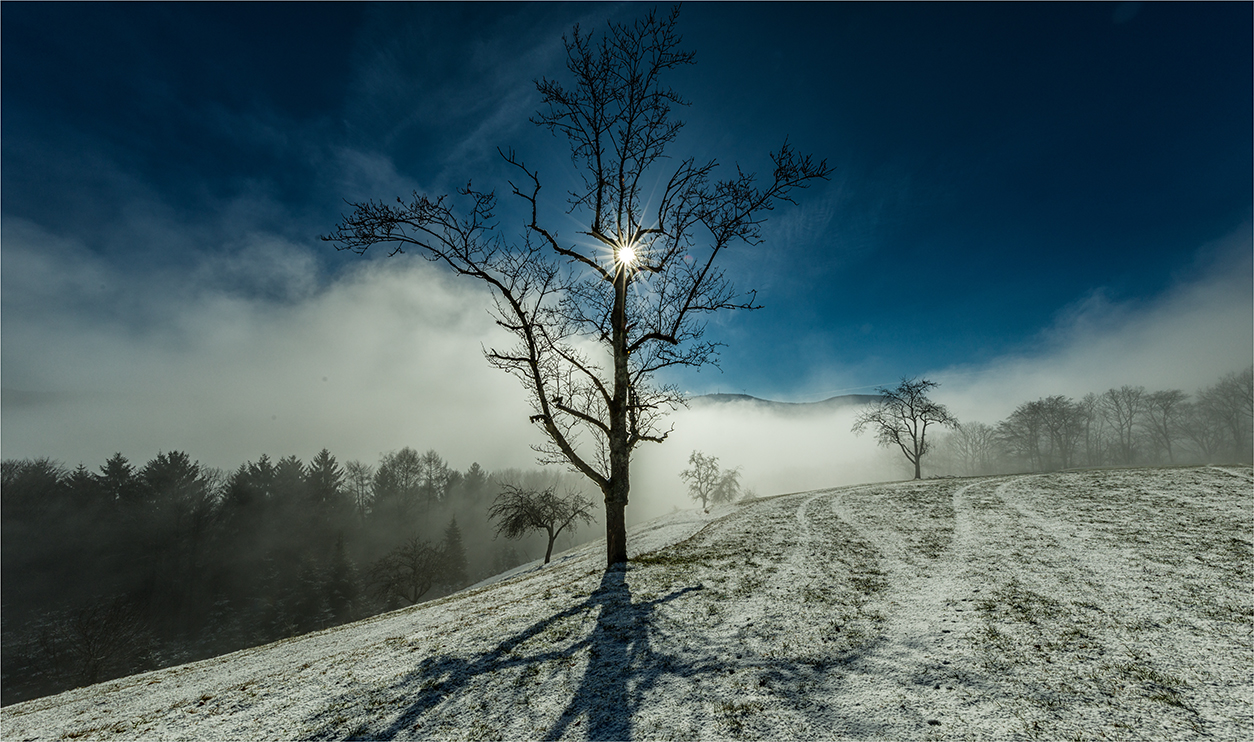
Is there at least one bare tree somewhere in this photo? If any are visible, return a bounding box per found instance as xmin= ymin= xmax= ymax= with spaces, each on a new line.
xmin=369 ymin=536 xmax=443 ymax=607
xmin=372 ymin=448 xmax=423 ymax=523
xmin=489 ymin=484 xmax=595 ymax=564
xmin=1142 ymin=389 xmax=1188 ymax=464
xmin=417 ymin=449 xmax=453 ymax=513
xmin=997 ymin=401 xmax=1045 ymax=471
xmin=853 ymin=377 xmax=959 ymax=480
xmin=1101 ymin=386 xmax=1146 ymax=465
xmin=1180 ymin=400 xmax=1226 ymax=461
xmin=948 ymin=421 xmax=998 ymax=476
xmin=679 ymin=450 xmax=741 ymax=510
xmin=1199 ymin=367 xmax=1254 ymax=462
xmin=343 ymin=460 xmax=374 ymax=523
xmin=324 ymin=8 xmax=830 ymax=566
xmin=1037 ymin=395 xmax=1087 ymax=470
xmin=1078 ymin=392 xmax=1108 ymax=467
xmin=38 ymin=597 xmax=153 ymax=687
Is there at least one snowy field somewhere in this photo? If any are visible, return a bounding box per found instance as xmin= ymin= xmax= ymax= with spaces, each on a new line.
xmin=2 ymin=466 xmax=1251 ymax=741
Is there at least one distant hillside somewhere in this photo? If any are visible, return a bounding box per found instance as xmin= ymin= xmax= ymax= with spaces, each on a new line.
xmin=688 ymin=392 xmax=882 ymax=415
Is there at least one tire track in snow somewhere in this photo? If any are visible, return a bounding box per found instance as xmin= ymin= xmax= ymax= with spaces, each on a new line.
xmin=959 ymin=471 xmax=1253 ymax=740
xmin=813 ymin=479 xmax=1002 ymax=737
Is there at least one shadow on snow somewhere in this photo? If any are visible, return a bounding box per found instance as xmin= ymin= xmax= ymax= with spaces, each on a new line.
xmin=303 ymin=566 xmax=708 ymax=741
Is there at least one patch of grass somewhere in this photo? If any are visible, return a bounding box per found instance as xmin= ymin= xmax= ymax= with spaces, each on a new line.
xmin=464 ymin=717 xmax=500 ymax=741
xmin=631 ymin=550 xmax=706 ymax=567
xmin=1201 ymin=601 xmax=1254 ymax=623
xmin=732 ymin=574 xmax=767 ymax=597
xmin=1108 ymin=661 xmax=1195 ymax=711
xmin=916 ymin=530 xmax=951 ymax=559
xmin=978 ymin=584 xmax=1065 ymax=624
xmin=850 ymin=569 xmax=888 ymax=596
xmin=801 ymin=585 xmax=837 ymax=604
xmin=719 ymin=699 xmax=764 ymax=735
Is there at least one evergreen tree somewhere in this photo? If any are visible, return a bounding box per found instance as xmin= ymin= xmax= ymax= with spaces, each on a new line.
xmin=326 ymin=535 xmax=358 ymax=623
xmin=306 ymin=448 xmax=346 ymax=515
xmin=461 ymin=462 xmax=490 ymax=501
xmin=96 ymin=453 xmax=140 ymax=506
xmin=65 ymin=464 xmax=101 ymax=510
xmin=2 ymin=458 xmax=67 ymax=520
xmin=271 ymin=455 xmax=308 ymax=510
xmin=440 ymin=518 xmax=468 ymax=589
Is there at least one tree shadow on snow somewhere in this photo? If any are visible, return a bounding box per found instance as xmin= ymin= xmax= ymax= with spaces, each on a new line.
xmin=304 ymin=566 xmax=706 ymax=741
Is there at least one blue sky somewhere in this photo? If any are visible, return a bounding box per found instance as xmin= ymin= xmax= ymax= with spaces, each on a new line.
xmin=2 ymin=2 xmax=1251 ymax=473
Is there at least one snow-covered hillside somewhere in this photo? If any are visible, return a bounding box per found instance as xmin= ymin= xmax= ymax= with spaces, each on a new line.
xmin=3 ymin=467 xmax=1251 ymax=740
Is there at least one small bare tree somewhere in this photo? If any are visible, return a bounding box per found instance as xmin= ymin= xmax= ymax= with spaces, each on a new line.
xmin=489 ymin=483 xmax=595 ymax=564
xmin=38 ymin=597 xmax=153 ymax=687
xmin=324 ymin=8 xmax=830 ymax=567
xmin=853 ymin=377 xmax=958 ymax=480
xmin=369 ymin=536 xmax=442 ymax=607
xmin=679 ymin=450 xmax=741 ymax=510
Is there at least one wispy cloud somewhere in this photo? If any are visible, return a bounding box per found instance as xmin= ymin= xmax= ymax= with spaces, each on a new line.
xmin=1 ymin=217 xmax=538 ymax=474
xmin=932 ymin=225 xmax=1253 ymax=424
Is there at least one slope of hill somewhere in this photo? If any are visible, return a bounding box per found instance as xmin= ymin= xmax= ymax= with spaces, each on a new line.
xmin=3 ymin=466 xmax=1251 ymax=740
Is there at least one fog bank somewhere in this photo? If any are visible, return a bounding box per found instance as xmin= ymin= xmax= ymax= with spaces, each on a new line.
xmin=3 ymin=219 xmax=1249 ymax=520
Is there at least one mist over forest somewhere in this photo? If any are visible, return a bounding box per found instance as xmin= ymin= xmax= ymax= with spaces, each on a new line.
xmin=1 ymin=447 xmax=605 ymax=705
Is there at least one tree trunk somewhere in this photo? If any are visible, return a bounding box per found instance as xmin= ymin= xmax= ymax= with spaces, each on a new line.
xmin=604 ymin=496 xmax=627 ymax=567
xmin=604 ymin=257 xmax=631 ymax=568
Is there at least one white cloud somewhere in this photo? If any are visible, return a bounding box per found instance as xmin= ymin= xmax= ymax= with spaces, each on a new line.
xmin=1 ymin=220 xmax=539 ymax=474
xmin=930 ymin=225 xmax=1254 ymax=424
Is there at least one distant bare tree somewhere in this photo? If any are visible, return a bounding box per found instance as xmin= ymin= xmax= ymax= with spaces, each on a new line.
xmin=948 ymin=421 xmax=998 ymax=475
xmin=323 ymin=8 xmax=830 ymax=567
xmin=344 ymin=460 xmax=374 ymax=522
xmin=372 ymin=448 xmax=423 ymax=522
xmin=1037 ymin=395 xmax=1086 ymax=470
xmin=1198 ymin=366 xmax=1254 ymax=462
xmin=1101 ymin=386 xmax=1146 ymax=465
xmin=1078 ymin=392 xmax=1109 ymax=467
xmin=417 ymin=449 xmax=453 ymax=513
xmin=997 ymin=401 xmax=1046 ymax=471
xmin=853 ymin=377 xmax=959 ymax=480
xmin=1180 ymin=400 xmax=1226 ymax=461
xmin=489 ymin=484 xmax=595 ymax=564
xmin=1142 ymin=389 xmax=1188 ymax=464
xmin=679 ymin=450 xmax=741 ymax=509
xmin=369 ymin=536 xmax=442 ymax=606
xmin=38 ymin=597 xmax=152 ymax=687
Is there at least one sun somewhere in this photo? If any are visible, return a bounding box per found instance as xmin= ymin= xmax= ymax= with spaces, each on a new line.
xmin=617 ymin=244 xmax=638 ymax=266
